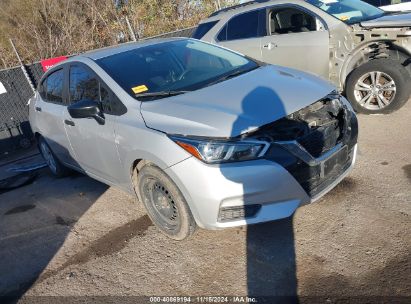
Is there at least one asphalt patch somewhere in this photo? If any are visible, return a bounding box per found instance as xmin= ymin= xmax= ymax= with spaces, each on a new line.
xmin=68 ymin=171 xmax=85 ymax=179
xmin=402 ymin=164 xmax=411 ymax=181
xmin=300 ymin=252 xmax=411 ymax=297
xmin=55 ymin=216 xmax=75 ymax=227
xmin=38 ymin=215 xmax=153 ymax=283
xmin=0 ymin=172 xmax=37 ymax=195
xmin=4 ymin=205 xmax=36 ymax=215
xmin=73 ymin=214 xmax=153 ymax=260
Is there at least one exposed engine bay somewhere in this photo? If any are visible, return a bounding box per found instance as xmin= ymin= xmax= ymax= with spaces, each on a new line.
xmin=245 ymin=95 xmax=358 ymax=197
xmin=246 ymin=95 xmax=350 ymax=158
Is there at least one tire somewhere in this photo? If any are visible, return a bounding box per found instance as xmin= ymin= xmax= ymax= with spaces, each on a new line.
xmin=137 ymin=164 xmax=196 ymax=240
xmin=38 ymin=136 xmax=70 ymax=177
xmin=346 ymin=59 xmax=411 ymax=114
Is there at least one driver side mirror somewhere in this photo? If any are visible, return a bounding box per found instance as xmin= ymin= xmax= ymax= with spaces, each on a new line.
xmin=67 ymin=99 xmax=105 ymax=125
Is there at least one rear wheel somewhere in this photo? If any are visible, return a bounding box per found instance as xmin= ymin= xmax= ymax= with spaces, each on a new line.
xmin=137 ymin=164 xmax=196 ymax=240
xmin=346 ymin=59 xmax=411 ymax=114
xmin=38 ymin=136 xmax=70 ymax=177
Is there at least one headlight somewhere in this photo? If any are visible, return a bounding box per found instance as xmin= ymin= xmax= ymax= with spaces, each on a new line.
xmin=169 ymin=136 xmax=269 ymax=164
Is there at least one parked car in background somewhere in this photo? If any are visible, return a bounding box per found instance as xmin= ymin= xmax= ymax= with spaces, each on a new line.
xmin=29 ymin=38 xmax=358 ymax=240
xmin=363 ymin=0 xmax=411 ymax=12
xmin=194 ymin=0 xmax=411 ymax=114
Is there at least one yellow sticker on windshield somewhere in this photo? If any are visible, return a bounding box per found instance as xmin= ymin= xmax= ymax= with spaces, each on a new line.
xmin=339 ymin=16 xmax=349 ymax=21
xmin=132 ymin=85 xmax=148 ymax=94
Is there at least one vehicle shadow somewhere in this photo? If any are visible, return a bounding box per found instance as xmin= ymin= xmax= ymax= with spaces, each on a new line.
xmin=247 ymin=219 xmax=297 ymax=302
xmin=218 ymin=86 xmax=311 ymax=302
xmin=0 ymin=165 xmax=108 ymax=302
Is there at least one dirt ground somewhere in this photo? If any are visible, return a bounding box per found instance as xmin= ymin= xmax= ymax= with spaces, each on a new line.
xmin=0 ymin=101 xmax=410 ymax=303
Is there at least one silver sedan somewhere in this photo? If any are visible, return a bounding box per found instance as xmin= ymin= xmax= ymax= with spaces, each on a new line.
xmin=29 ymin=38 xmax=358 ymax=239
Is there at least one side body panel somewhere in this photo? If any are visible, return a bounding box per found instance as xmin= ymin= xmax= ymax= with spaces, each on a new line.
xmin=63 ymin=110 xmax=122 ymax=184
xmin=62 ymin=62 xmax=124 ymax=184
xmin=87 ymin=60 xmax=195 ymax=192
xmin=218 ymin=38 xmax=263 ymax=61
xmin=31 ymin=66 xmax=77 ymax=166
xmin=34 ymin=98 xmax=75 ymax=164
xmin=260 ymin=30 xmax=330 ymax=78
xmin=114 ymin=103 xmax=193 ymax=193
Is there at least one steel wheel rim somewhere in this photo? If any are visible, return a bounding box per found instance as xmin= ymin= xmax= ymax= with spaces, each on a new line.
xmin=142 ymin=178 xmax=179 ymax=230
xmin=353 ymin=71 xmax=396 ymax=110
xmin=40 ymin=142 xmax=57 ymax=173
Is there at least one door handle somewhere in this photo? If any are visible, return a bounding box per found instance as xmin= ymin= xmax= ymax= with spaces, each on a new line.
xmin=263 ymin=42 xmax=277 ymax=50
xmin=35 ymin=107 xmax=42 ymax=112
xmin=64 ymin=119 xmax=75 ymax=126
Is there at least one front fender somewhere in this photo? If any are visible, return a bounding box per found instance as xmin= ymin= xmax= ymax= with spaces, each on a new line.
xmin=114 ymin=110 xmax=192 ymax=193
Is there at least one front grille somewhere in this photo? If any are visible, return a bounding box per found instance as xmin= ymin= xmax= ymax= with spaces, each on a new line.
xmin=290 ymin=147 xmax=354 ymax=196
xmin=246 ymin=95 xmax=358 ymax=197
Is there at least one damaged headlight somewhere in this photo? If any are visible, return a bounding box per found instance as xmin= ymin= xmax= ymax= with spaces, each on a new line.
xmin=169 ymin=136 xmax=269 ymax=164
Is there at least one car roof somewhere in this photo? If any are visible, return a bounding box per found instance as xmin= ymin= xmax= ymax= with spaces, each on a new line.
xmin=75 ymin=37 xmax=188 ymax=61
xmin=204 ymin=0 xmax=311 ymax=22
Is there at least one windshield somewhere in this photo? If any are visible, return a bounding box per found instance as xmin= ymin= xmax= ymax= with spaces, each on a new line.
xmin=306 ymin=0 xmax=385 ymax=24
xmin=96 ymin=39 xmax=258 ymax=100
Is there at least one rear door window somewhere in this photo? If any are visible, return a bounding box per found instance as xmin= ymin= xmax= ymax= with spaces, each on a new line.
xmin=192 ymin=21 xmax=219 ymax=39
xmin=218 ymin=10 xmax=264 ymax=41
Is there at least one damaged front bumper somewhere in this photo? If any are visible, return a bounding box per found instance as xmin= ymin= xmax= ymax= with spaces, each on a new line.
xmin=165 ymin=94 xmax=358 ymax=229
xmin=165 ymin=145 xmax=357 ymax=229
xmin=248 ymin=93 xmax=358 ymax=198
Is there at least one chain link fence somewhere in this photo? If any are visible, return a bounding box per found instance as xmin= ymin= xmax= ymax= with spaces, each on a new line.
xmin=0 ymin=27 xmax=196 ymax=158
xmin=0 ymin=66 xmax=35 ymax=157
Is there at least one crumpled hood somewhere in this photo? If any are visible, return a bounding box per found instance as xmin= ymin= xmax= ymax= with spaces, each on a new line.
xmin=361 ymin=13 xmax=411 ymax=28
xmin=140 ymin=65 xmax=335 ymax=138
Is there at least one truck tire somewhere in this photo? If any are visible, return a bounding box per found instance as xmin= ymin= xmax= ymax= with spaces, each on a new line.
xmin=137 ymin=164 xmax=196 ymax=240
xmin=346 ymin=59 xmax=411 ymax=114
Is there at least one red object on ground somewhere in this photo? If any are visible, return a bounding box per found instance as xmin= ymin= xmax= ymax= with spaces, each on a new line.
xmin=40 ymin=56 xmax=68 ymax=72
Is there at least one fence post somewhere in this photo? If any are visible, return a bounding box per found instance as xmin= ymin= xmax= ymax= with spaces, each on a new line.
xmin=9 ymin=39 xmax=36 ymax=93
xmin=114 ymin=0 xmax=137 ymax=42
xmin=125 ymin=16 xmax=137 ymax=41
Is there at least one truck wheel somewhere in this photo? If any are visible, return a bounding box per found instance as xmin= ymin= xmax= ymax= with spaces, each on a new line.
xmin=346 ymin=59 xmax=411 ymax=114
xmin=137 ymin=164 xmax=196 ymax=240
xmin=38 ymin=136 xmax=70 ymax=177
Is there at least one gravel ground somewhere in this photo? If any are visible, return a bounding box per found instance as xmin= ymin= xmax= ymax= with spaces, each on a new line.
xmin=0 ymin=101 xmax=410 ymax=303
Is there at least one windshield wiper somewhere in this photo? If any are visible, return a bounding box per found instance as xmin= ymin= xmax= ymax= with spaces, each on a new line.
xmin=205 ymin=66 xmax=258 ymax=88
xmin=135 ymin=90 xmax=190 ymax=100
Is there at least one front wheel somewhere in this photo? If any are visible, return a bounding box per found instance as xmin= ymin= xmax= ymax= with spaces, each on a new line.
xmin=346 ymin=59 xmax=411 ymax=114
xmin=137 ymin=164 xmax=196 ymax=240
